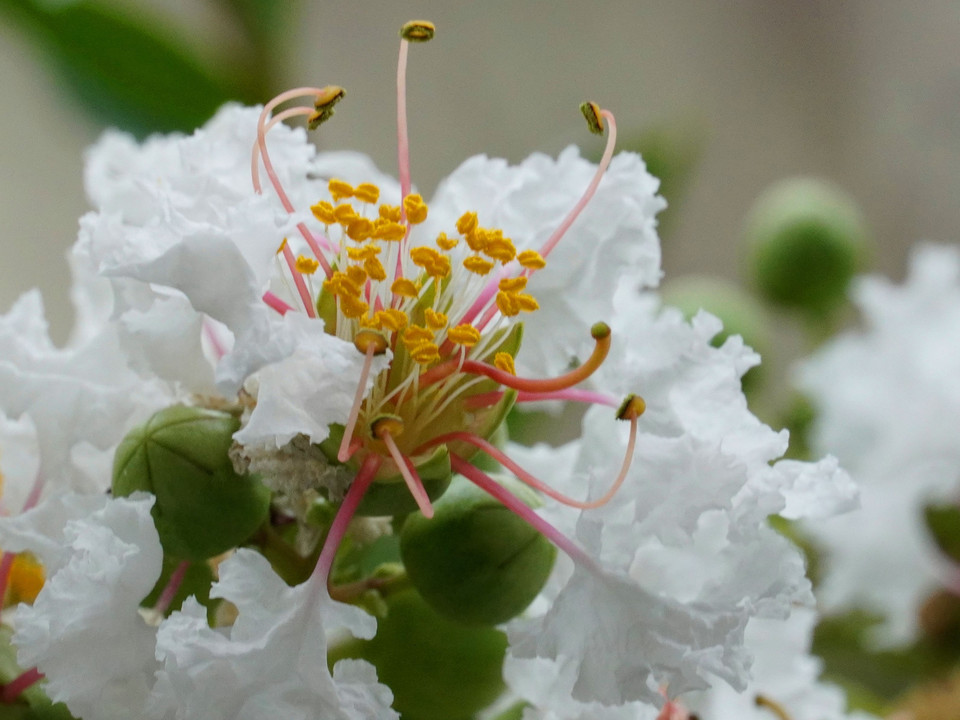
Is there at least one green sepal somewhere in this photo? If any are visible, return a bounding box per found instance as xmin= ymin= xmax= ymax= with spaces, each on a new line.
xmin=329 ymin=588 xmax=507 ymax=720
xmin=112 ymin=405 xmax=271 ymax=561
xmin=400 ymin=474 xmax=556 ymax=625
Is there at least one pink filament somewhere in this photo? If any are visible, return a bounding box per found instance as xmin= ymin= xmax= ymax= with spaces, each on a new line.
xmin=451 ymin=455 xmax=594 ymax=567
xmin=152 ymin=560 xmax=190 ymax=616
xmin=394 ymin=39 xmax=413 ymax=282
xmin=202 ymin=318 xmax=227 ymax=361
xmin=313 ymin=454 xmax=382 ymax=582
xmin=420 ymin=421 xmax=638 ymax=510
xmin=262 ymin=291 xmax=294 ymax=315
xmin=1 ymin=667 xmax=43 ymax=703
xmin=464 ymin=388 xmax=620 ymax=410
xmin=382 ymin=432 xmax=434 ymax=518
xmin=280 ymin=241 xmax=317 ymax=317
xmin=337 ymin=344 xmax=377 ymax=462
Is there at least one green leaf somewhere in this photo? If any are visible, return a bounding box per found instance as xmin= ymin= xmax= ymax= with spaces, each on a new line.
xmin=1 ymin=0 xmax=260 ymax=135
xmin=924 ymin=504 xmax=960 ymax=563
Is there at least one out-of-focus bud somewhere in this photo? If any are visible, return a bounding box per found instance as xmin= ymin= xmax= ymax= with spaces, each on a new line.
xmin=400 ymin=475 xmax=556 ymax=626
xmin=112 ymin=406 xmax=271 ymax=561
xmin=745 ymin=177 xmax=868 ymax=317
xmin=331 ymin=587 xmax=506 ymax=720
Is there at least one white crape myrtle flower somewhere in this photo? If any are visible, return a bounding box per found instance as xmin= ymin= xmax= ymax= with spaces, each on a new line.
xmin=0 ymin=19 xmax=861 ymax=720
xmin=501 ymin=284 xmax=858 ymax=708
xmin=797 ymin=242 xmax=960 ymax=644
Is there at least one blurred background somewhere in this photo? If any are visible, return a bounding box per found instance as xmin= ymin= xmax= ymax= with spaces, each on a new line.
xmin=1 ymin=0 xmax=959 ymax=345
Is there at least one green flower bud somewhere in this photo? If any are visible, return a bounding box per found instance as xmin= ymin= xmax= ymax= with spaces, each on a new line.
xmin=331 ymin=588 xmax=506 ymax=720
xmin=112 ymin=406 xmax=271 ymax=561
xmin=400 ymin=475 xmax=556 ymax=625
xmin=745 ymin=177 xmax=868 ymax=317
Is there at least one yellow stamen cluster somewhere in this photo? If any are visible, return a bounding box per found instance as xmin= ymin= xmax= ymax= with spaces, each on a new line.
xmin=495 ymin=277 xmax=539 ymax=317
xmin=494 ymin=352 xmax=516 ymax=375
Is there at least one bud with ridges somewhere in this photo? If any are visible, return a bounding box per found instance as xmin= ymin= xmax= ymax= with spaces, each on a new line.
xmin=400 ymin=474 xmax=556 ymax=625
xmin=112 ymin=406 xmax=271 ymax=561
xmin=745 ymin=177 xmax=868 ymax=317
xmin=330 ymin=588 xmax=506 ymax=720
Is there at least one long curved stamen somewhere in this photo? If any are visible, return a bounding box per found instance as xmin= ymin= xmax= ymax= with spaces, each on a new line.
xmin=152 ymin=560 xmax=190 ymax=616
xmin=417 ymin=414 xmax=637 ymax=510
xmin=338 ymin=331 xmax=388 ymax=462
xmin=252 ymin=86 xmax=330 ymax=192
xmin=464 ymin=387 xmax=620 ymax=410
xmin=381 ymin=431 xmax=434 ymax=519
xmin=451 ymin=455 xmax=594 ymax=567
xmin=420 ymin=322 xmax=611 ymax=392
xmin=262 ymin=291 xmax=295 ymax=315
xmin=313 ymin=453 xmax=382 ymax=583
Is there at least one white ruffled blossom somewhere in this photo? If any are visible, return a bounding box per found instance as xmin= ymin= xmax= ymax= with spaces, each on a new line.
xmin=149 ymin=549 xmax=396 ymax=720
xmin=798 ymin=242 xmax=960 ymax=644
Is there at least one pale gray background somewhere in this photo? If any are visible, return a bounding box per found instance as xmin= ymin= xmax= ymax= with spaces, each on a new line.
xmin=2 ymin=1 xmax=958 ymax=343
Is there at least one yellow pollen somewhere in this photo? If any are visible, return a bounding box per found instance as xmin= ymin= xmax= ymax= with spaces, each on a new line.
xmin=347 ymin=218 xmax=374 ymax=242
xmin=334 ymin=203 xmax=358 ymax=224
xmin=428 ymin=255 xmax=451 ymax=278
xmin=616 ymin=394 xmax=646 ymax=421
xmin=354 ymin=183 xmax=381 ymax=204
xmin=6 ymin=553 xmax=44 ymax=605
xmin=484 ymin=237 xmax=516 ymax=263
xmin=411 ymin=342 xmax=441 ymax=365
xmin=346 ymin=265 xmax=367 ymax=286
xmin=402 ymin=325 xmax=434 ymax=346
xmin=371 ymin=414 xmax=405 ymax=439
xmin=447 ymin=324 xmax=481 ymax=346
xmin=276 ymin=238 xmax=288 ymax=254
xmin=328 ymin=179 xmax=354 ymax=202
xmin=311 ymin=201 xmax=336 ymax=225
xmin=400 ymin=20 xmax=436 ymax=43
xmin=465 ymin=229 xmax=488 ymax=253
xmin=379 ymin=205 xmax=402 ymax=222
xmin=496 ymin=291 xmax=522 ymax=317
xmin=364 ymin=257 xmax=387 ymax=281
xmin=348 ymin=245 xmax=381 ymax=261
xmin=463 ymin=256 xmax=495 ymax=276
xmin=517 ymin=249 xmax=547 ymax=269
xmin=354 ymin=329 xmax=389 ymax=355
xmin=424 ymin=308 xmax=448 ymax=331
xmin=456 ymin=211 xmax=478 ymax=236
xmin=374 ymin=221 xmax=406 ymax=242
xmin=295 ymin=255 xmax=320 ymax=274
xmin=410 ymin=246 xmax=440 ymax=268
xmin=403 ymin=194 xmax=429 ymax=224
xmin=391 ymin=278 xmax=420 ymax=298
xmin=338 ymin=295 xmax=369 ymax=319
xmin=499 ymin=277 xmax=527 ymax=292
xmin=494 ymin=352 xmax=516 ymax=375
xmin=376 ymin=308 xmax=408 ymax=332
xmin=516 ymin=294 xmax=539 ymax=312
xmin=436 ymin=232 xmax=458 ymax=251
xmin=307 ymin=85 xmax=346 ymax=130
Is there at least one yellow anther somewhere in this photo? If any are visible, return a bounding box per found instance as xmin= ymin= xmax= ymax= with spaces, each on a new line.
xmin=346 ymin=265 xmax=367 ymax=287
xmin=411 ymin=342 xmax=441 ymax=365
xmin=427 ymin=255 xmax=451 ymax=278
xmin=463 ymin=256 xmax=495 ymax=276
xmin=354 ymin=329 xmax=389 ymax=355
xmin=484 ymin=237 xmax=517 ymax=263
xmin=456 ymin=211 xmax=478 ymax=236
xmin=580 ymin=100 xmax=605 ymax=135
xmin=371 ymin=414 xmax=405 ymax=439
xmin=364 ymin=256 xmax=387 ymax=281
xmin=515 ymin=294 xmax=539 ymax=313
xmin=374 ymin=221 xmax=406 ymax=242
xmin=334 ymin=203 xmax=358 ymax=224
xmin=447 ymin=324 xmax=481 ymax=347
xmin=358 ymin=314 xmax=379 ymax=329
xmin=391 ymin=277 xmax=420 ymax=298
xmin=616 ymin=394 xmax=646 ymax=421
xmin=517 ymin=249 xmax=547 ymax=269
xmin=7 ymin=553 xmax=44 ymax=605
xmin=338 ymin=295 xmax=369 ymax=319
xmin=496 ymin=291 xmax=520 ymax=317
xmin=310 ymin=201 xmax=336 ymax=225
xmin=424 ymin=308 xmax=448 ymax=331
xmin=328 ymin=179 xmax=354 ymax=202
xmin=348 ymin=245 xmax=381 ymax=261
xmin=276 ymin=238 xmax=288 ymax=254
xmin=410 ymin=246 xmax=441 ymax=268
xmin=379 ymin=205 xmax=402 ymax=222
xmin=376 ymin=308 xmax=408 ymax=332
xmin=403 ymin=194 xmax=429 ymax=224
xmin=307 ymin=85 xmax=346 ymax=130
xmin=400 ymin=20 xmax=436 ymax=43
xmin=465 ymin=229 xmax=488 ymax=253
xmin=494 ymin=352 xmax=516 ymax=375
xmin=402 ymin=325 xmax=434 ymax=346
xmin=354 ymin=183 xmax=381 ymax=204
xmin=436 ymin=232 xmax=458 ymax=250
xmin=498 ymin=277 xmax=527 ymax=292
xmin=295 ymin=255 xmax=320 ymax=275
xmin=346 ymin=218 xmax=374 ymax=242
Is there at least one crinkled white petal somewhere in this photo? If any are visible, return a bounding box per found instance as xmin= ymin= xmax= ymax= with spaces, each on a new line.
xmin=150 ymin=549 xmax=397 ymax=720
xmin=0 ymin=411 xmax=40 ymax=515
xmin=13 ymin=495 xmax=162 ymax=720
